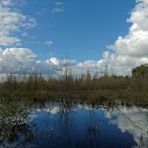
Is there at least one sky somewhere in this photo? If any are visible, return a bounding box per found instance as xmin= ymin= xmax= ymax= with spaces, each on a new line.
xmin=0 ymin=0 xmax=148 ymax=77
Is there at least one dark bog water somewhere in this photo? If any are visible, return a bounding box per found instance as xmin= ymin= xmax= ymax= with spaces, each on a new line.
xmin=0 ymin=101 xmax=148 ymax=148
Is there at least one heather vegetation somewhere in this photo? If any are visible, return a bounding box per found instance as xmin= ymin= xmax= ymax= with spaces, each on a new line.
xmin=0 ymin=64 xmax=148 ymax=106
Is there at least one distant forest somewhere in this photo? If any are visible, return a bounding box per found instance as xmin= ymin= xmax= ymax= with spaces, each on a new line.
xmin=0 ymin=64 xmax=148 ymax=106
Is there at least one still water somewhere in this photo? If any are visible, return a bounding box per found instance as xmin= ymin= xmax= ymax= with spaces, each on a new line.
xmin=0 ymin=101 xmax=148 ymax=148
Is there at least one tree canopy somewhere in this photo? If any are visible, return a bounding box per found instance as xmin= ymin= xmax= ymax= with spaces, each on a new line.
xmin=132 ymin=64 xmax=148 ymax=77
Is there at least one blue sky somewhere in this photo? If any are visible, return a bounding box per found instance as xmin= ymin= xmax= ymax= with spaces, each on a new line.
xmin=20 ymin=0 xmax=135 ymax=61
xmin=0 ymin=0 xmax=148 ymax=76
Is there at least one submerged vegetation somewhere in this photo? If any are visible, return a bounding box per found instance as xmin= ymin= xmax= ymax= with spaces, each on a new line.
xmin=0 ymin=64 xmax=148 ymax=106
xmin=0 ymin=98 xmax=33 ymax=147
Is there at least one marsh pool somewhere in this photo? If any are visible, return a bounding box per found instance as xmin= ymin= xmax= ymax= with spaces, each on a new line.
xmin=0 ymin=101 xmax=148 ymax=148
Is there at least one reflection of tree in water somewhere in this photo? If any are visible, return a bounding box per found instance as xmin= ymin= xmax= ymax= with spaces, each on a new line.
xmin=55 ymin=102 xmax=100 ymax=147
xmin=0 ymin=99 xmax=33 ymax=147
xmin=58 ymin=99 xmax=75 ymax=146
xmin=58 ymin=102 xmax=100 ymax=147
xmin=34 ymin=100 xmax=76 ymax=147
xmin=84 ymin=105 xmax=100 ymax=147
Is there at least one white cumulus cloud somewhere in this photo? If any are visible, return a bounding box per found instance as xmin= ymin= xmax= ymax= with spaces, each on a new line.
xmin=75 ymin=0 xmax=148 ymax=76
xmin=0 ymin=0 xmax=36 ymax=47
xmin=0 ymin=0 xmax=148 ymax=76
xmin=106 ymin=0 xmax=148 ymax=75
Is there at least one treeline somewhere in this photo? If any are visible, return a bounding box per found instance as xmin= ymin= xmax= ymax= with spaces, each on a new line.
xmin=0 ymin=64 xmax=148 ymax=105
xmin=0 ymin=72 xmax=132 ymax=92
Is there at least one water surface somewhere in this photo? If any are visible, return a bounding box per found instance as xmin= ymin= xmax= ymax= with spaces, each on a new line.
xmin=0 ymin=101 xmax=148 ymax=148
